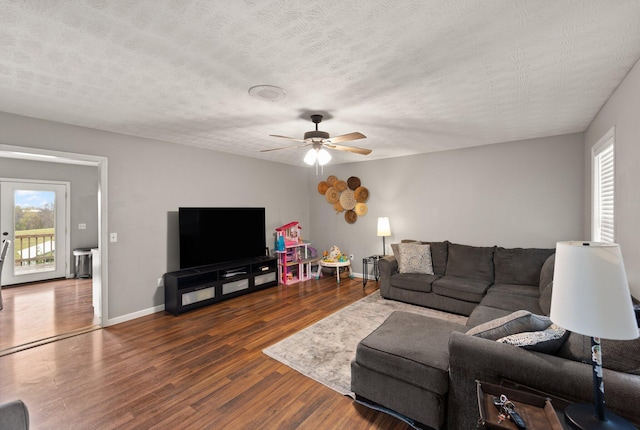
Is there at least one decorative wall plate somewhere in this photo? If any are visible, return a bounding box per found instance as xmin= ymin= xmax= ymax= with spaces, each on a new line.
xmin=345 ymin=210 xmax=357 ymax=224
xmin=347 ymin=176 xmax=361 ymax=190
xmin=317 ymin=181 xmax=329 ymax=194
xmin=339 ymin=189 xmax=357 ymax=210
xmin=325 ymin=187 xmax=339 ymax=204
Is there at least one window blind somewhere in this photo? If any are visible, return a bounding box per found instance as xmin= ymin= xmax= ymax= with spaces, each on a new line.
xmin=594 ymin=140 xmax=614 ymax=243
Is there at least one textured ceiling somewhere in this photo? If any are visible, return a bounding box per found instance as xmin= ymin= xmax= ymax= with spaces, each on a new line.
xmin=1 ymin=1 xmax=640 ymax=166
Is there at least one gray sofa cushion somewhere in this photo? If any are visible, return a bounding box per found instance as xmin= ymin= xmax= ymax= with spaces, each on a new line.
xmin=539 ymin=253 xmax=555 ymax=293
xmin=466 ymin=305 xmax=513 ymax=327
xmin=494 ymin=247 xmax=554 ymax=286
xmin=389 ymin=273 xmax=440 ymax=293
xmin=488 ymin=283 xmax=540 ymax=298
xmin=432 ymin=276 xmax=491 ymax=303
xmin=538 ymin=281 xmax=553 ymax=315
xmin=479 ymin=290 xmax=543 ymax=314
xmin=445 ymin=243 xmax=495 ymax=282
xmin=355 ymin=311 xmax=467 ymax=395
xmin=423 ymin=241 xmax=449 ymax=276
xmin=558 ymin=332 xmax=640 ymax=375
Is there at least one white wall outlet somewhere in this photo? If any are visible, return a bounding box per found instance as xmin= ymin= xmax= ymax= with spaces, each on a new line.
xmin=78 ymin=223 xmax=86 ymax=230
xmin=110 ymin=232 xmax=118 ymax=242
xmin=349 ymin=254 xmax=354 ymax=260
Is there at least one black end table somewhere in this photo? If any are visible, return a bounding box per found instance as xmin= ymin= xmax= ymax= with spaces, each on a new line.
xmin=362 ymin=255 xmax=383 ymax=288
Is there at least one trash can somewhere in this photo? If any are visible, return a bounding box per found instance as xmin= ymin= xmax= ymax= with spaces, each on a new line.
xmin=73 ymin=248 xmax=93 ymax=278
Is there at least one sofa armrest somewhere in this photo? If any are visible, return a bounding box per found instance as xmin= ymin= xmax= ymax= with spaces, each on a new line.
xmin=447 ymin=332 xmax=640 ymax=429
xmin=0 ymin=400 xmax=29 ymax=430
xmin=378 ymin=255 xmax=398 ymax=298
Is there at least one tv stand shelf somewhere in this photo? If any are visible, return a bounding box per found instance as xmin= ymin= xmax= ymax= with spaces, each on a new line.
xmin=164 ymin=256 xmax=277 ymax=315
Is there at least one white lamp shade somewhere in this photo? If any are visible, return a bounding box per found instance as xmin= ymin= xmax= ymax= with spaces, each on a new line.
xmin=377 ymin=217 xmax=391 ymax=237
xmin=303 ymin=148 xmax=317 ymax=165
xmin=317 ymin=148 xmax=331 ymax=165
xmin=550 ymin=241 xmax=639 ymax=340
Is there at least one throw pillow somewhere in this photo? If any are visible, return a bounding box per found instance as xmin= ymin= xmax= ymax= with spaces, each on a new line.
xmin=397 ymin=243 xmax=434 ymax=275
xmin=497 ymin=324 xmax=569 ymax=354
xmin=390 ymin=240 xmax=419 ymax=259
xmin=466 ymin=310 xmax=552 ymax=340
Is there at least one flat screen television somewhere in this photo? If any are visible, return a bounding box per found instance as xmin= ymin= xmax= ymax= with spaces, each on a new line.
xmin=179 ymin=207 xmax=267 ymax=269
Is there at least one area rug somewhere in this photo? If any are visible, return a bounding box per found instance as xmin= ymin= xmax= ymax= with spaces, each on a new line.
xmin=262 ymin=290 xmax=467 ymax=397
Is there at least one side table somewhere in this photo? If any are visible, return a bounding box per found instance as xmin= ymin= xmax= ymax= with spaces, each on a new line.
xmin=362 ymin=255 xmax=382 ymax=288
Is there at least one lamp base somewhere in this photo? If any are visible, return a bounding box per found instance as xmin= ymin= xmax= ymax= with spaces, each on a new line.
xmin=565 ymin=403 xmax=636 ymax=430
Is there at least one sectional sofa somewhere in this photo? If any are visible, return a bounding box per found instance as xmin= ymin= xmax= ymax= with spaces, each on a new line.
xmin=350 ymin=240 xmax=640 ymax=429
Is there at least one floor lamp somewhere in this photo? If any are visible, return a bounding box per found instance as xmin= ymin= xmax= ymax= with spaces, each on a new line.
xmin=550 ymin=241 xmax=639 ymax=430
xmin=377 ymin=217 xmax=391 ymax=256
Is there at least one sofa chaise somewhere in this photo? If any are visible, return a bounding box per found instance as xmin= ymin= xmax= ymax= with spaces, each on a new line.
xmin=351 ymin=240 xmax=640 ymax=429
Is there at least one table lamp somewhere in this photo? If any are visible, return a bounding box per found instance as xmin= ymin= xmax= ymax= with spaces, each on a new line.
xmin=550 ymin=241 xmax=639 ymax=429
xmin=377 ymin=217 xmax=391 ymax=256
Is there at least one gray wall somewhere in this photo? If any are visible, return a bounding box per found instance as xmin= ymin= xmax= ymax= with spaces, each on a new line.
xmin=585 ymin=58 xmax=640 ymax=298
xmin=0 ymin=158 xmax=99 ymax=274
xmin=0 ymin=112 xmax=311 ymax=322
xmin=3 ymin=101 xmax=618 ymax=320
xmin=307 ymin=133 xmax=585 ymax=273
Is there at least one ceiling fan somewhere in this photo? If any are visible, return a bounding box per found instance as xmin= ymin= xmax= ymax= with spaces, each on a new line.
xmin=261 ymin=115 xmax=371 ymax=170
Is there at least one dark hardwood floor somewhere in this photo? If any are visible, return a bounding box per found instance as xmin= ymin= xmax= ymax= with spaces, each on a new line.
xmin=0 ymin=278 xmax=97 ymax=353
xmin=0 ymin=277 xmax=411 ymax=429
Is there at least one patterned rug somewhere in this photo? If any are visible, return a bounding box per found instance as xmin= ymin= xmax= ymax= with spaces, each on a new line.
xmin=262 ymin=290 xmax=467 ymax=397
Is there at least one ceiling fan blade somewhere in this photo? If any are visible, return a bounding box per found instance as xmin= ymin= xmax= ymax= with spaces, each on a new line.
xmin=269 ymin=134 xmax=307 ymax=143
xmin=324 ymin=132 xmax=366 ymax=144
xmin=260 ymin=143 xmax=310 ymax=153
xmin=324 ymin=143 xmax=372 ymax=155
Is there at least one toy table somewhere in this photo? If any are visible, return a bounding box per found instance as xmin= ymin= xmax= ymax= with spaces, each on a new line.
xmin=316 ymin=259 xmax=353 ymax=284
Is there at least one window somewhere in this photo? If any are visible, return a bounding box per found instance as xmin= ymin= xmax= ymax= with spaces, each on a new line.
xmin=592 ymin=128 xmax=615 ymax=243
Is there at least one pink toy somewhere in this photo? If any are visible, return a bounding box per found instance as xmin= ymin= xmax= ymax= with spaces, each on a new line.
xmin=276 ymin=222 xmax=302 ymax=246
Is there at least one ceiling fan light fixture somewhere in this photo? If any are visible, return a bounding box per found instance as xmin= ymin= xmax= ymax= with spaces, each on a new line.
xmin=304 ymin=148 xmax=317 ymax=165
xmin=317 ymin=148 xmax=331 ymax=165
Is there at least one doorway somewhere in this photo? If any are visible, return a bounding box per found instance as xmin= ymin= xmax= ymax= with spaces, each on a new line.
xmin=0 ymin=145 xmax=108 ymax=354
xmin=1 ymin=180 xmax=69 ymax=285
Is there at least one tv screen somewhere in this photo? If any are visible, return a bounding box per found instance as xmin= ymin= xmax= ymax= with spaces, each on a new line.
xmin=179 ymin=207 xmax=266 ymax=269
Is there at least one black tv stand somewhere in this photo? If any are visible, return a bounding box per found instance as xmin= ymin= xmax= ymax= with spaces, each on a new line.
xmin=164 ymin=256 xmax=277 ymax=315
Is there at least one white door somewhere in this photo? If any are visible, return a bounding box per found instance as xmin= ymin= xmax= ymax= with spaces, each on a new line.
xmin=0 ymin=181 xmax=69 ymax=285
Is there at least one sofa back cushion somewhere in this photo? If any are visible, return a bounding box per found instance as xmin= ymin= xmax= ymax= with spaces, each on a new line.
xmin=445 ymin=243 xmax=495 ymax=282
xmin=538 ymin=281 xmax=553 ymax=315
xmin=539 ymin=253 xmax=556 ymax=293
xmin=421 ymin=241 xmax=449 ymax=275
xmin=557 ymin=332 xmax=640 ymax=375
xmin=494 ymin=247 xmax=555 ymax=286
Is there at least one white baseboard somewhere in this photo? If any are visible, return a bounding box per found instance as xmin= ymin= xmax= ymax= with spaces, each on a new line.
xmin=105 ymin=304 xmax=165 ymax=327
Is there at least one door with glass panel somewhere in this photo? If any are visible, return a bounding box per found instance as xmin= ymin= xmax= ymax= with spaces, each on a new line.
xmin=0 ymin=181 xmax=68 ymax=285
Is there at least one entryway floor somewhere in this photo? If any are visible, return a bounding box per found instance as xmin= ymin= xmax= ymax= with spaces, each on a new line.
xmin=0 ymin=278 xmax=98 ymax=354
